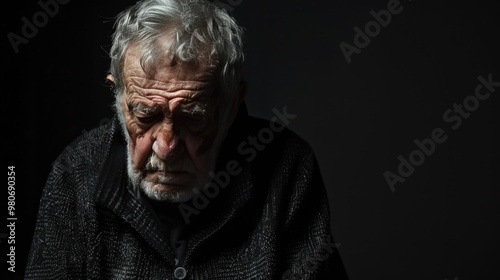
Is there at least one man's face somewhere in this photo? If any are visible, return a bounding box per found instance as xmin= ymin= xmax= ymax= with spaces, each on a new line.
xmin=120 ymin=44 xmax=223 ymax=202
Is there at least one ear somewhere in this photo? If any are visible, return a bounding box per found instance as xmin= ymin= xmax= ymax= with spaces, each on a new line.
xmin=227 ymin=80 xmax=247 ymax=123
xmin=105 ymin=74 xmax=115 ymax=87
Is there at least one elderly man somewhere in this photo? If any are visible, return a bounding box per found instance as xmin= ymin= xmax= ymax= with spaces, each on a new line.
xmin=25 ymin=0 xmax=349 ymax=279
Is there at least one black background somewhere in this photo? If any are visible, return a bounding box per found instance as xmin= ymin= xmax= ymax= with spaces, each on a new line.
xmin=2 ymin=0 xmax=499 ymax=279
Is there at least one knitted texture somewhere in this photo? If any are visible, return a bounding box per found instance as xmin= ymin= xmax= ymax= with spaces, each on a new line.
xmin=25 ymin=104 xmax=349 ymax=279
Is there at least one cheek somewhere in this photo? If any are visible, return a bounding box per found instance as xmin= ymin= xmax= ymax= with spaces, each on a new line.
xmin=127 ymin=128 xmax=154 ymax=170
xmin=184 ymin=136 xmax=215 ymax=171
xmin=121 ymin=97 xmax=154 ymax=170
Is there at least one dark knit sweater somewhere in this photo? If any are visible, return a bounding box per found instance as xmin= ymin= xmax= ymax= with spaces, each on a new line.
xmin=25 ymin=104 xmax=349 ymax=279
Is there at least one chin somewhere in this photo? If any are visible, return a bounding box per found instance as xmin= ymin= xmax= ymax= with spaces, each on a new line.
xmin=140 ymin=181 xmax=196 ymax=202
xmin=126 ymin=157 xmax=212 ymax=203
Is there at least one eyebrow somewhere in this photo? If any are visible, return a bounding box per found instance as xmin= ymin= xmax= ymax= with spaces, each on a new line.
xmin=127 ymin=103 xmax=161 ymax=115
xmin=127 ymin=98 xmax=209 ymax=116
xmin=179 ymin=101 xmax=208 ymax=115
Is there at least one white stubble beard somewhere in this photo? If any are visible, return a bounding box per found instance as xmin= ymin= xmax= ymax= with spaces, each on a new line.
xmin=125 ymin=131 xmax=226 ymax=203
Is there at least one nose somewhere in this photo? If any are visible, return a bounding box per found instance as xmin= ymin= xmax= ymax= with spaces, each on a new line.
xmin=152 ymin=123 xmax=182 ymax=162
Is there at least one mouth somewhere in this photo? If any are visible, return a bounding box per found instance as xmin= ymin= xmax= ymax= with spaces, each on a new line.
xmin=144 ymin=170 xmax=194 ymax=187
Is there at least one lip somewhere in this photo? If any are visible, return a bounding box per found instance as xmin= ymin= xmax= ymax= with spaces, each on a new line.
xmin=163 ymin=170 xmax=191 ymax=174
xmin=145 ymin=170 xmax=194 ymax=186
xmin=145 ymin=169 xmax=191 ymax=175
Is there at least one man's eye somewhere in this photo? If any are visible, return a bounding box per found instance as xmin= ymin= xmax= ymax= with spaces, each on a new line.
xmin=183 ymin=112 xmax=206 ymax=125
xmin=136 ymin=114 xmax=161 ymax=124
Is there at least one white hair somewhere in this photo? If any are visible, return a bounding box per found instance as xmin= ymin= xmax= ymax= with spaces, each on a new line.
xmin=108 ymin=0 xmax=245 ymax=130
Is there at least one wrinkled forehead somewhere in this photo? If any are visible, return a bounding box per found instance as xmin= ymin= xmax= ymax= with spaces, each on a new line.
xmin=123 ymin=35 xmax=217 ymax=86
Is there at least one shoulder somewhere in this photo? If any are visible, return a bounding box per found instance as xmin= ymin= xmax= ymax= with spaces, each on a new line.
xmin=241 ymin=113 xmax=317 ymax=166
xmin=44 ymin=116 xmax=122 ymax=201
xmin=53 ymin=117 xmax=117 ymax=172
xmin=239 ymin=113 xmax=329 ymax=231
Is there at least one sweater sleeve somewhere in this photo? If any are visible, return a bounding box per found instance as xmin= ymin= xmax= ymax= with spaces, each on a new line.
xmin=279 ymin=146 xmax=350 ymax=280
xmin=25 ymin=149 xmax=89 ymax=279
